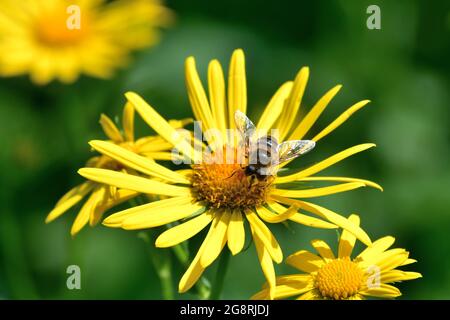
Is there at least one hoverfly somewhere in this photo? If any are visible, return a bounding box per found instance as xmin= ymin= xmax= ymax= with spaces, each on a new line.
xmin=234 ymin=110 xmax=315 ymax=180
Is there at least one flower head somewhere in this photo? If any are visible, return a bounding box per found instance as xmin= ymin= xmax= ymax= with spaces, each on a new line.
xmin=0 ymin=0 xmax=172 ymax=84
xmin=46 ymin=102 xmax=191 ymax=235
xmin=252 ymin=214 xmax=422 ymax=300
xmin=77 ymin=49 xmax=381 ymax=297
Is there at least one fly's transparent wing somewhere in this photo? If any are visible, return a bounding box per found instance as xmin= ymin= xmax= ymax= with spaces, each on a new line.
xmin=234 ymin=110 xmax=256 ymax=137
xmin=274 ymin=140 xmax=316 ymax=165
xmin=234 ymin=110 xmax=256 ymax=151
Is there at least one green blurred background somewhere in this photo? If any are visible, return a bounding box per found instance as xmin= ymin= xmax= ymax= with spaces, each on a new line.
xmin=0 ymin=0 xmax=449 ymax=299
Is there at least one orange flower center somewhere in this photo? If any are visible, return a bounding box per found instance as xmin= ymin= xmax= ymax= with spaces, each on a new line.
xmin=36 ymin=7 xmax=89 ymax=46
xmin=190 ymin=147 xmax=273 ymax=208
xmin=315 ymin=258 xmax=363 ymax=300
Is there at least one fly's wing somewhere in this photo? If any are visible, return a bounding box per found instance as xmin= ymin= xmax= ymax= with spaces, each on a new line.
xmin=234 ymin=110 xmax=256 ymax=153
xmin=274 ymin=140 xmax=316 ymax=165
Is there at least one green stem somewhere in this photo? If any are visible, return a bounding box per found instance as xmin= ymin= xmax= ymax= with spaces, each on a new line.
xmin=171 ymin=243 xmax=189 ymax=265
xmin=158 ymin=266 xmax=174 ymax=300
xmin=138 ymin=232 xmax=174 ymax=300
xmin=210 ymin=249 xmax=231 ymax=300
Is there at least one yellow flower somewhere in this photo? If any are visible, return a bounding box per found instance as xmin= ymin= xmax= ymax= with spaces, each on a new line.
xmin=77 ymin=49 xmax=381 ymax=297
xmin=0 ymin=0 xmax=172 ymax=84
xmin=46 ymin=102 xmax=191 ymax=235
xmin=252 ymin=214 xmax=422 ymax=300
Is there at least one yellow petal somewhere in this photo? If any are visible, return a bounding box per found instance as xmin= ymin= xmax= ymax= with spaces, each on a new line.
xmin=94 ymin=189 xmax=139 ymax=225
xmin=103 ymin=196 xmax=193 ymax=226
xmin=381 ymin=270 xmax=422 ymax=283
xmin=272 ymin=283 xmax=314 ymax=300
xmin=360 ymin=283 xmax=401 ymax=298
xmin=179 ymin=255 xmax=205 ymax=293
xmin=338 ymin=214 xmax=360 ymax=258
xmin=200 ymin=213 xmax=230 ymax=268
xmin=311 ymin=239 xmax=335 ymax=262
xmin=135 ymin=136 xmax=173 ymax=152
xmin=89 ymin=186 xmax=107 ymax=226
xmin=185 ymin=57 xmax=216 ymax=132
xmin=286 ymin=250 xmax=325 ymax=273
xmin=300 ymin=200 xmax=371 ymax=246
xmin=256 ymin=204 xmax=298 ymax=223
xmin=228 ymin=49 xmax=247 ymax=128
xmin=400 ymin=258 xmax=417 ymax=266
xmin=99 ymin=114 xmax=123 ymax=143
xmin=291 ymin=176 xmax=383 ymax=191
xmin=208 ymin=59 xmax=227 ymax=137
xmin=269 ymin=201 xmax=337 ymax=229
xmin=271 ymin=182 xmax=366 ymax=198
xmin=46 ymin=182 xmax=94 ymax=223
xmin=155 ymin=211 xmax=214 ymax=248
xmin=252 ymin=278 xmax=313 ymax=300
xmin=273 ymin=196 xmax=372 ymax=246
xmin=245 ymin=209 xmax=283 ymax=263
xmin=98 ymin=189 xmax=139 ymax=211
xmin=265 ymin=274 xmax=312 ymax=289
xmin=256 ymin=81 xmax=293 ymax=133
xmin=288 ymin=85 xmax=342 ymax=140
xmin=251 ymin=226 xmax=276 ymax=299
xmin=70 ymin=186 xmax=104 ymax=236
xmin=357 ymin=236 xmax=395 ymax=261
xmin=168 ymin=118 xmax=194 ymax=129
xmin=122 ymin=102 xmax=135 ymax=142
xmin=141 ymin=151 xmax=184 ymax=161
xmin=78 ymin=168 xmax=191 ymax=197
xmin=277 ymin=67 xmax=309 ymax=139
xmin=89 ymin=140 xmax=189 ymax=184
xmin=227 ymin=209 xmax=245 ymax=255
xmin=374 ymin=250 xmax=410 ymax=272
xmin=313 ymin=100 xmax=370 ymax=142
xmin=179 ymin=216 xmax=220 ymax=293
xmin=289 ymin=213 xmax=338 ymax=229
xmin=121 ymin=202 xmax=205 ymax=230
xmin=125 ymin=92 xmax=197 ymax=160
xmin=275 ymin=143 xmax=376 ymax=183
xmin=178 ymin=254 xmax=205 ymax=294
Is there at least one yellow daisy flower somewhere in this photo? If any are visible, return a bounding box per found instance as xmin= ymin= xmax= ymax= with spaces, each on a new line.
xmin=46 ymin=102 xmax=191 ymax=235
xmin=252 ymin=214 xmax=422 ymax=300
xmin=0 ymin=0 xmax=172 ymax=84
xmin=77 ymin=49 xmax=381 ymax=297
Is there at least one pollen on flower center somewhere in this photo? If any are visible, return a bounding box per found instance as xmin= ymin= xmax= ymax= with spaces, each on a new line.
xmin=36 ymin=9 xmax=88 ymax=46
xmin=315 ymin=258 xmax=363 ymax=300
xmin=190 ymin=147 xmax=273 ymax=209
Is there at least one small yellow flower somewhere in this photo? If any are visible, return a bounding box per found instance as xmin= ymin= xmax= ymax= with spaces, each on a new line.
xmin=252 ymin=214 xmax=422 ymax=300
xmin=0 ymin=0 xmax=172 ymax=84
xmin=46 ymin=102 xmax=191 ymax=235
xmin=77 ymin=49 xmax=381 ymax=297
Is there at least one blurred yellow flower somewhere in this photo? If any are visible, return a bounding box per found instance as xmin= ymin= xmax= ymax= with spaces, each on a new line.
xmin=252 ymin=214 xmax=422 ymax=300
xmin=46 ymin=102 xmax=191 ymax=235
xmin=77 ymin=49 xmax=382 ymax=297
xmin=0 ymin=0 xmax=172 ymax=84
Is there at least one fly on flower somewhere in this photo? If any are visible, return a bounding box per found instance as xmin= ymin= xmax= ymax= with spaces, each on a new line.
xmin=75 ymin=49 xmax=382 ymax=299
xmin=234 ymin=110 xmax=316 ymax=179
